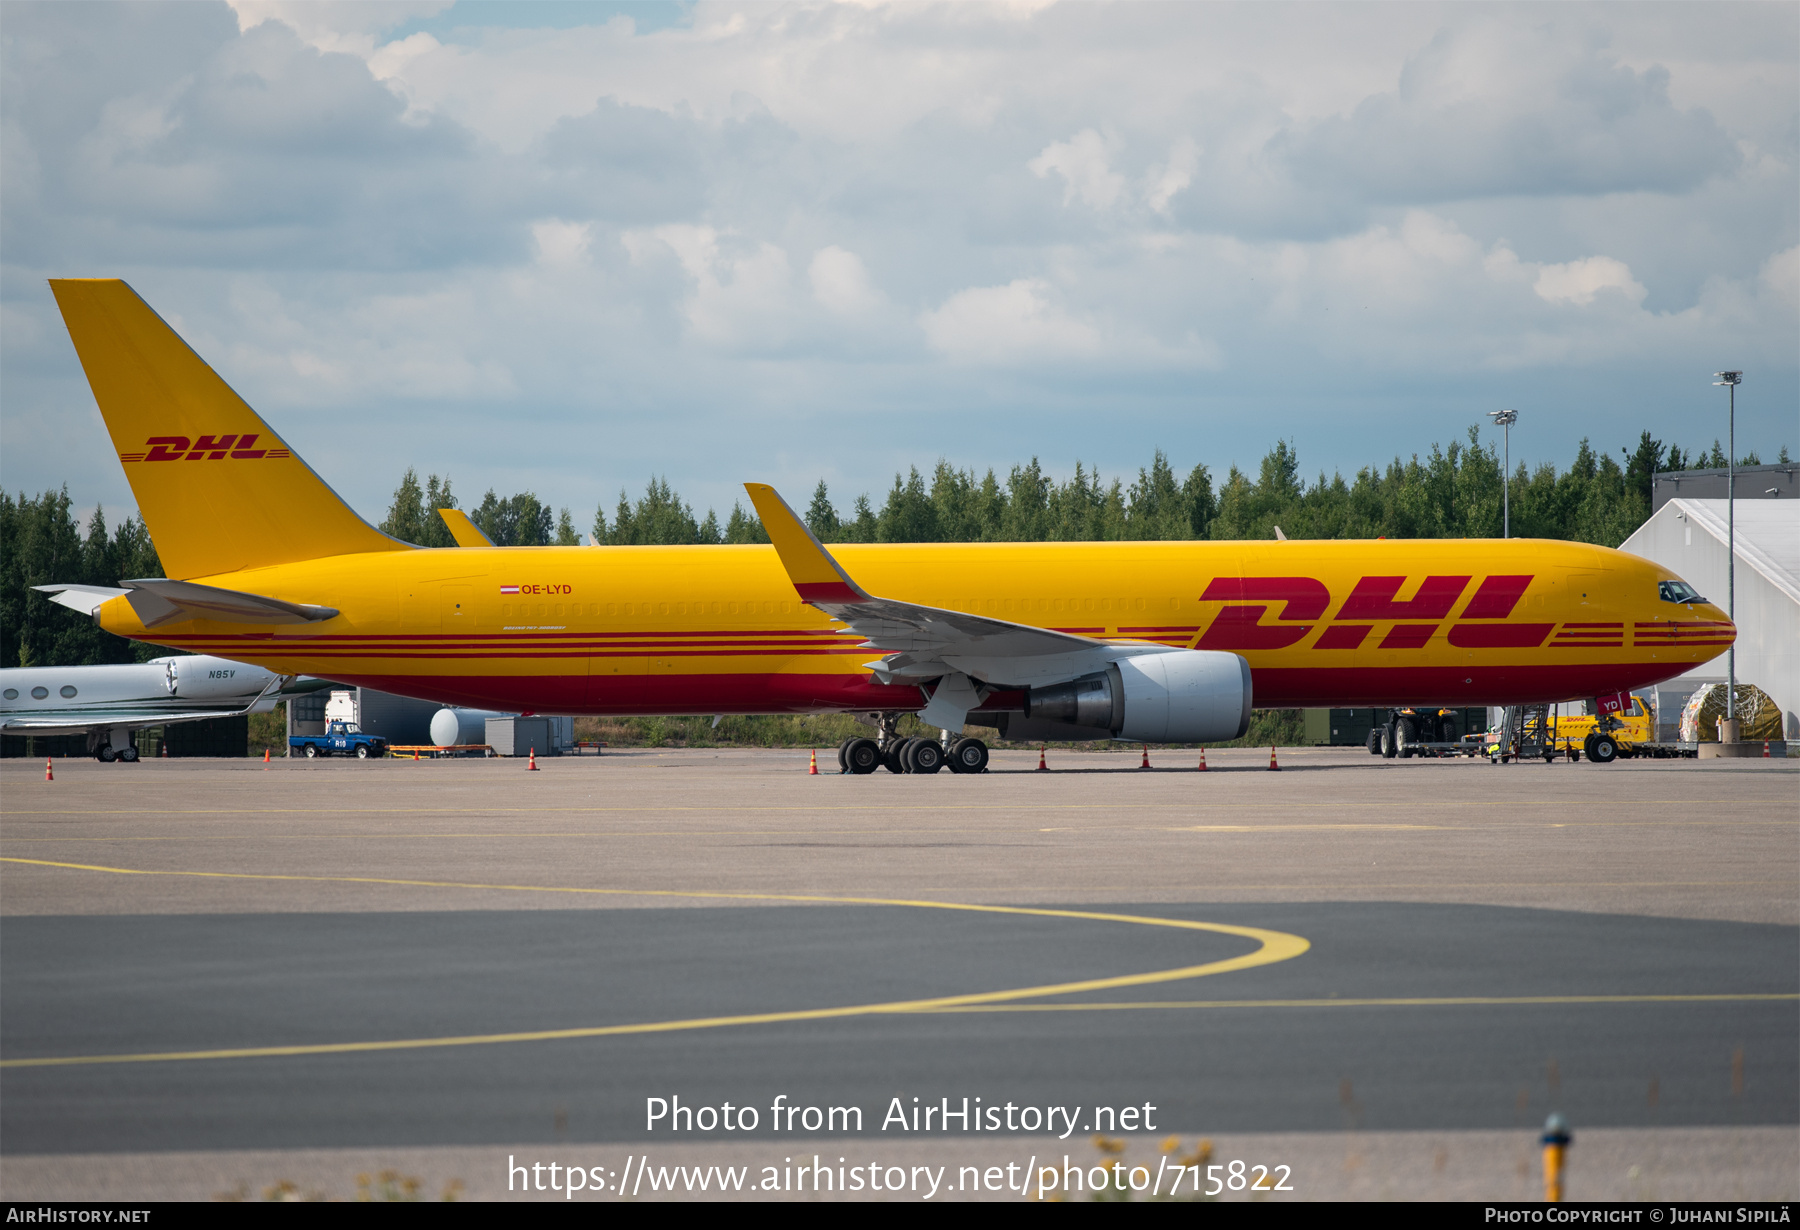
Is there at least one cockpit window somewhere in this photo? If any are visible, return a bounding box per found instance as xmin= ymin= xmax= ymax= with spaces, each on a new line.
xmin=1659 ymin=580 xmax=1703 ymax=604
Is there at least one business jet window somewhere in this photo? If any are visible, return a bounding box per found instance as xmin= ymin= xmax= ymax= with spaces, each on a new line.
xmin=1658 ymin=581 xmax=1703 ymax=604
xmin=60 ymin=686 xmax=78 ymax=698
xmin=30 ymin=686 xmax=48 ymax=699
xmin=2 ymin=688 xmax=16 ymax=700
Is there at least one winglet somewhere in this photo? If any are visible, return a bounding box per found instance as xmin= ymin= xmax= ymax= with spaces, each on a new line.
xmin=438 ymin=508 xmax=494 ymax=548
xmin=742 ymin=483 xmax=869 ymax=605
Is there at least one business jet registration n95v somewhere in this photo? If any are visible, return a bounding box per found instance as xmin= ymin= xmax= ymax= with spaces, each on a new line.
xmin=0 ymin=654 xmax=328 ymax=761
xmin=36 ymin=279 xmax=1732 ymax=774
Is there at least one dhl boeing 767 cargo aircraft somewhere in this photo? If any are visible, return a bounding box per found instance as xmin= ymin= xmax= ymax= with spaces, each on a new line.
xmin=36 ymin=279 xmax=1733 ymax=773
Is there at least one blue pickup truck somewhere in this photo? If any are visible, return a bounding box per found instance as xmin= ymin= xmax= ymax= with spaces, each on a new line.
xmin=290 ymin=720 xmax=388 ymax=759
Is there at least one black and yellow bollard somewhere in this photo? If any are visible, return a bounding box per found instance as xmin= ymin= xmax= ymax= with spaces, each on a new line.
xmin=1541 ymin=1112 xmax=1570 ymax=1202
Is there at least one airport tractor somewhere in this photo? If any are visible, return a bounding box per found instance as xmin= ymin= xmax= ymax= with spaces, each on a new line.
xmin=289 ymin=720 xmax=388 ymax=759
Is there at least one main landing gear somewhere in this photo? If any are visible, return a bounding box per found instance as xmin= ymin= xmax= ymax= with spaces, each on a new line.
xmin=835 ymin=714 xmax=989 ymax=775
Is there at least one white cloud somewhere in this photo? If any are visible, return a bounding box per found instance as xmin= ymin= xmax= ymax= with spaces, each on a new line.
xmin=808 ymin=246 xmax=881 ymax=315
xmin=1030 ymin=129 xmax=1125 ymax=211
xmin=1145 ymin=137 xmax=1199 ymax=217
xmin=920 ymin=278 xmax=1102 ymax=362
xmin=3 ymin=2 xmax=1794 ymax=523
xmin=1533 ymin=256 xmax=1648 ymax=307
xmin=227 ymin=1 xmax=449 ymax=57
xmin=626 ymin=224 xmax=799 ymax=349
xmin=532 ymin=219 xmax=593 ymax=267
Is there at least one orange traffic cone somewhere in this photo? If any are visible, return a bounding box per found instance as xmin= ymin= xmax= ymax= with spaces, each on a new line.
xmin=809 ymin=748 xmax=818 ymax=775
xmin=527 ymin=747 xmax=539 ymax=771
xmin=1765 ymin=741 xmax=1771 ymax=758
xmin=1037 ymin=745 xmax=1048 ymax=771
xmin=413 ymin=748 xmax=420 ymax=761
xmin=263 ymin=748 xmax=270 ymax=766
xmin=44 ymin=758 xmax=53 ymax=781
xmin=161 ymin=742 xmax=168 ymax=758
xmin=1267 ymin=745 xmax=1281 ymax=771
xmin=1197 ymin=746 xmax=1208 ymax=772
xmin=1140 ymin=744 xmax=1151 ymax=769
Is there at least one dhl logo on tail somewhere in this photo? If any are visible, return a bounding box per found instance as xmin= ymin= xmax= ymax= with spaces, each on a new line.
xmin=119 ymin=434 xmax=291 ymax=463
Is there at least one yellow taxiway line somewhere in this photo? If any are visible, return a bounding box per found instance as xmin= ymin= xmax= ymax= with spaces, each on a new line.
xmin=0 ymin=855 xmax=1307 ymax=1069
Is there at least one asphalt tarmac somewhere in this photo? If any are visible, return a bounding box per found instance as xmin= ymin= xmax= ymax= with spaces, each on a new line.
xmin=2 ymin=902 xmax=1793 ymax=1153
xmin=1 ymin=748 xmax=1794 ymax=1178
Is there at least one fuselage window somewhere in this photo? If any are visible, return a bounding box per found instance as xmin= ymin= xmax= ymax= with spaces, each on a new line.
xmin=2 ymin=688 xmax=16 ymax=699
xmin=60 ymin=686 xmax=77 ymax=698
xmin=31 ymin=686 xmax=48 ymax=699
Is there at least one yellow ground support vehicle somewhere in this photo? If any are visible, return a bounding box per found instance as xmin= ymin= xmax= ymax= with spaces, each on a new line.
xmin=1552 ymin=695 xmax=1654 ymax=761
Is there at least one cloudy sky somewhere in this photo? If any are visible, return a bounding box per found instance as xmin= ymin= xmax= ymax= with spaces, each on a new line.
xmin=3 ymin=1 xmax=1794 ymax=533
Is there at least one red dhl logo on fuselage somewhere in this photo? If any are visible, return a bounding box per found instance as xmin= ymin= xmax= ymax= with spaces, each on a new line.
xmin=118 ymin=434 xmax=291 ymax=462
xmin=1193 ymin=574 xmax=1554 ymax=650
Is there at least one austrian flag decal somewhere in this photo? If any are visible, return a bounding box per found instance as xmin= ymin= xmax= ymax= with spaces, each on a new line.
xmin=500 ymin=585 xmax=521 ymax=595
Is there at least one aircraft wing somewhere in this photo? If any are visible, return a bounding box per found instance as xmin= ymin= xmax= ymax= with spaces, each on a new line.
xmin=438 ymin=508 xmax=494 ymax=547
xmin=744 ymin=483 xmax=1096 ymax=668
xmin=743 ymin=483 xmax=1176 ymax=709
xmin=3 ymin=707 xmax=272 ymax=734
xmin=35 ymin=579 xmax=338 ymax=628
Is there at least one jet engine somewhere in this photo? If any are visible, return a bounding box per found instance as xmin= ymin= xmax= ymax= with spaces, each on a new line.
xmin=1022 ymin=650 xmax=1251 ymax=743
xmin=159 ymin=655 xmax=282 ymax=703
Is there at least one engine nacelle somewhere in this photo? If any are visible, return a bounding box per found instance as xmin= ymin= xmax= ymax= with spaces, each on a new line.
xmin=1024 ymin=651 xmax=1251 ymax=743
xmin=160 ymin=655 xmax=281 ymax=703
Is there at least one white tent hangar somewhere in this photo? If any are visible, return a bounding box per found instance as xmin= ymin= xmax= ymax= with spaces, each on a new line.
xmin=1619 ymin=498 xmax=1799 ymax=740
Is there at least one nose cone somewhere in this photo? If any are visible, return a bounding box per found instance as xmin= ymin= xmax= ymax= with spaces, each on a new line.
xmin=1693 ymin=599 xmax=1735 ymax=635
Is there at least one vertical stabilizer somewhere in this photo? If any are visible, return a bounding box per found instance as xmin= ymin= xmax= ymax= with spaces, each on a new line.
xmin=48 ymin=279 xmax=410 ymax=579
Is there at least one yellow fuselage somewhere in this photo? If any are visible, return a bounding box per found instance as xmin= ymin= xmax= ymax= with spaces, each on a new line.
xmin=99 ymin=537 xmax=1734 ymax=715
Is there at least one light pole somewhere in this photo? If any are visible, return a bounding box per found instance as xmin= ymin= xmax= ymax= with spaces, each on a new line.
xmin=1713 ymin=371 xmax=1741 ymax=726
xmin=1488 ymin=409 xmax=1518 ymax=538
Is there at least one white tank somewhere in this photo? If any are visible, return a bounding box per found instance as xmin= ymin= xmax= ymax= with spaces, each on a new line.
xmin=431 ymin=708 xmax=513 ymax=748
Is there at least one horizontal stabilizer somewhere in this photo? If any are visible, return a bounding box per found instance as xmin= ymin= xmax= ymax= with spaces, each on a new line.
xmin=36 ymin=585 xmax=129 ymax=616
xmin=438 ymin=508 xmax=494 ymax=548
xmin=51 ymin=578 xmax=342 ymax=628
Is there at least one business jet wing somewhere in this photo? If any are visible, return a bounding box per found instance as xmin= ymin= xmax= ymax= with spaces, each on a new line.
xmin=35 ymin=579 xmax=337 ymax=628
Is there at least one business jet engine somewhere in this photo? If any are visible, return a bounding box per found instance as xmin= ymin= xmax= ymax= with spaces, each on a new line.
xmin=160 ymin=656 xmax=283 ymax=706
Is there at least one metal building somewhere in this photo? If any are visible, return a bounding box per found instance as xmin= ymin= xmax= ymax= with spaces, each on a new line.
xmin=1619 ymin=498 xmax=1799 ymax=740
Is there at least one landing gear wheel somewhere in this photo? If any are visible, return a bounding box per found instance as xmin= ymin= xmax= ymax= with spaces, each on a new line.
xmin=948 ymin=737 xmax=989 ymax=774
xmin=837 ymin=737 xmax=855 ymax=773
xmin=1366 ymin=730 xmax=1382 ymax=756
xmin=882 ymin=739 xmax=909 ymax=774
xmin=904 ymin=739 xmax=944 ymax=774
xmin=845 ymin=738 xmax=881 ymax=774
xmin=98 ymin=746 xmax=116 ymax=762
xmin=120 ymin=746 xmax=138 ymax=762
xmin=304 ymin=744 xmax=319 ymax=758
xmin=1586 ymin=733 xmax=1618 ymax=764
